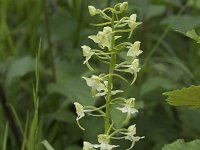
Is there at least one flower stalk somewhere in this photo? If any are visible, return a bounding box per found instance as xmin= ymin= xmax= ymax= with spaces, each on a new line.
xmin=105 ymin=13 xmax=116 ymax=134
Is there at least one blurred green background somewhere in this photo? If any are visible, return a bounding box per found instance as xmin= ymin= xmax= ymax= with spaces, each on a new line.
xmin=0 ymin=0 xmax=200 ymax=149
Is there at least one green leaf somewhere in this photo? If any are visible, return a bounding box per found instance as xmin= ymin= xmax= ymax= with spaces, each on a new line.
xmin=2 ymin=122 xmax=8 ymax=150
xmin=47 ymin=79 xmax=94 ymax=106
xmin=46 ymin=109 xmax=75 ymax=124
xmin=5 ymin=56 xmax=35 ymax=86
xmin=140 ymin=77 xmax=177 ymax=96
xmin=177 ymin=29 xmax=200 ymax=43
xmin=162 ymin=139 xmax=200 ymax=150
xmin=163 ymin=85 xmax=200 ymax=108
xmin=110 ymin=103 xmax=126 ymax=128
xmin=164 ymin=57 xmax=194 ymax=80
xmin=41 ymin=140 xmax=54 ymax=150
xmin=178 ymin=108 xmax=200 ymax=133
xmin=161 ymin=15 xmax=200 ymax=31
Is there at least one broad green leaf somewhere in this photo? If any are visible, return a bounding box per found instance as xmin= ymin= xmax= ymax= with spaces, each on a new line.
xmin=47 ymin=60 xmax=94 ymax=106
xmin=178 ymin=108 xmax=200 ymax=133
xmin=111 ymin=103 xmax=127 ymax=128
xmin=83 ymin=117 xmax=104 ymax=143
xmin=5 ymin=56 xmax=35 ymax=86
xmin=163 ymin=85 xmax=200 ymax=108
xmin=140 ymin=77 xmax=177 ymax=96
xmin=162 ymin=139 xmax=200 ymax=150
xmin=47 ymin=79 xmax=94 ymax=106
xmin=177 ymin=29 xmax=200 ymax=43
xmin=46 ymin=110 xmax=74 ymax=124
xmin=41 ymin=140 xmax=54 ymax=150
xmin=165 ymin=57 xmax=194 ymax=80
xmin=161 ymin=15 xmax=200 ymax=31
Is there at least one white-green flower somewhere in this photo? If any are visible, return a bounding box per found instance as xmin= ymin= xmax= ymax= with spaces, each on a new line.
xmin=127 ymin=41 xmax=143 ymax=58
xmin=88 ymin=27 xmax=112 ymax=50
xmin=115 ymin=59 xmax=140 ymax=74
xmin=88 ymin=6 xmax=97 ymax=16
xmin=117 ymin=98 xmax=138 ymax=115
xmin=82 ymin=75 xmax=109 ymax=96
xmin=127 ymin=14 xmax=137 ymax=29
xmin=124 ymin=59 xmax=141 ymax=74
xmin=93 ymin=134 xmax=119 ymax=150
xmin=123 ymin=125 xmax=144 ymax=149
xmin=82 ymin=45 xmax=95 ymax=64
xmin=74 ymin=102 xmax=85 ymax=120
xmin=83 ymin=76 xmax=122 ymax=97
xmin=123 ymin=14 xmax=141 ymax=32
xmin=83 ymin=141 xmax=95 ymax=150
xmin=83 ymin=75 xmax=106 ymax=91
xmin=95 ymin=81 xmax=123 ymax=97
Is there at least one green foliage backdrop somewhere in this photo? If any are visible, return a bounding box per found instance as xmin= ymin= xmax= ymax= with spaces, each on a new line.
xmin=0 ymin=0 xmax=200 ymax=149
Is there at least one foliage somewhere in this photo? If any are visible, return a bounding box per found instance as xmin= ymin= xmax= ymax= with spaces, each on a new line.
xmin=177 ymin=29 xmax=200 ymax=43
xmin=0 ymin=0 xmax=200 ymax=149
xmin=162 ymin=139 xmax=200 ymax=150
xmin=163 ymin=25 xmax=200 ymax=109
xmin=41 ymin=140 xmax=55 ymax=150
xmin=163 ymin=86 xmax=200 ymax=108
xmin=162 ymin=9 xmax=200 ymax=150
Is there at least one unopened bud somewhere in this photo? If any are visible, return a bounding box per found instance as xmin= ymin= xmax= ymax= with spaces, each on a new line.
xmin=120 ymin=2 xmax=128 ymax=12
xmin=88 ymin=6 xmax=97 ymax=16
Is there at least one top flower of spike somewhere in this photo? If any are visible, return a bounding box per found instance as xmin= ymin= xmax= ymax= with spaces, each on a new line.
xmin=88 ymin=6 xmax=98 ymax=16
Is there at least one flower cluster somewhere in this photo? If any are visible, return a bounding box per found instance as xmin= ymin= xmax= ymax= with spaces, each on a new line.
xmin=82 ymin=125 xmax=144 ymax=150
xmin=74 ymin=2 xmax=144 ymax=149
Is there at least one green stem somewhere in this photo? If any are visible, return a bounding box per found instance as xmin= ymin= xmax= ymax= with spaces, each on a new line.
xmin=104 ymin=13 xmax=116 ymax=134
xmin=113 ymin=29 xmax=131 ymax=33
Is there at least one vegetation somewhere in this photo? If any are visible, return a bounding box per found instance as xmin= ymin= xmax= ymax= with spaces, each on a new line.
xmin=0 ymin=0 xmax=200 ymax=149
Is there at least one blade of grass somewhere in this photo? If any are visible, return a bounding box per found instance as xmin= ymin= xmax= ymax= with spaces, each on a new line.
xmin=27 ymin=39 xmax=41 ymax=150
xmin=41 ymin=140 xmax=55 ymax=150
xmin=2 ymin=122 xmax=8 ymax=150
xmin=9 ymin=104 xmax=23 ymax=134
xmin=21 ymin=112 xmax=29 ymax=150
